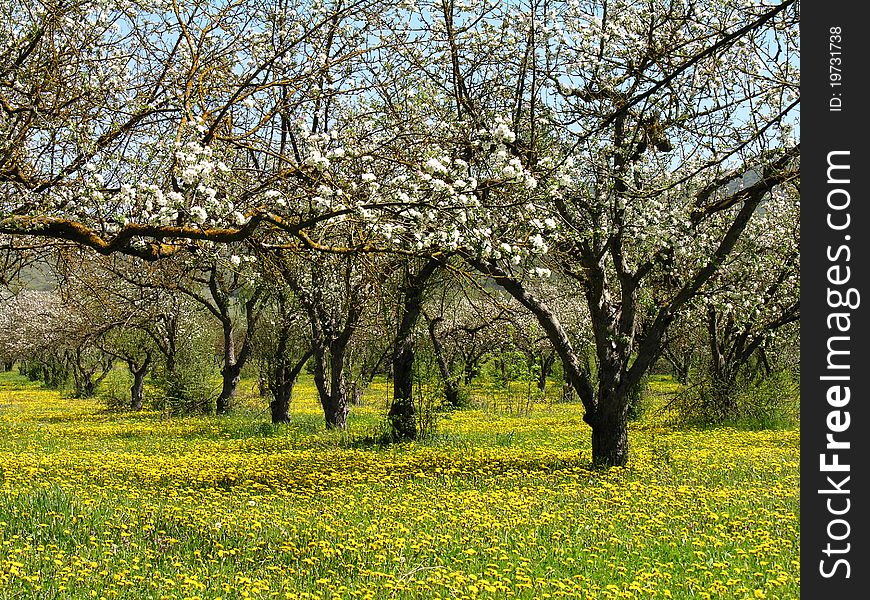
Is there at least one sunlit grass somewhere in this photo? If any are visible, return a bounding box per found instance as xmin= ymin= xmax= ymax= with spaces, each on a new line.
xmin=0 ymin=369 xmax=798 ymax=599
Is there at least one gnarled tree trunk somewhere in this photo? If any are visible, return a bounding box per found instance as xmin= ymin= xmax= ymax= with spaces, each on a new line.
xmin=389 ymin=338 xmax=416 ymax=439
xmin=389 ymin=259 xmax=441 ymax=441
xmin=270 ymin=349 xmax=313 ymax=424
xmin=216 ymin=324 xmax=239 ymax=415
xmin=313 ymin=339 xmax=350 ymax=430
xmin=128 ymin=352 xmax=152 ymax=411
xmin=588 ymin=397 xmax=630 ymax=467
xmin=71 ymin=347 xmax=113 ymax=398
xmin=538 ymin=351 xmax=555 ymax=393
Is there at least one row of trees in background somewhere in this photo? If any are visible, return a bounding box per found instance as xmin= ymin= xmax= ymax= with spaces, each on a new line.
xmin=0 ymin=0 xmax=799 ymax=465
xmin=0 ymin=249 xmax=562 ymax=414
xmin=1 ymin=220 xmax=798 ymax=426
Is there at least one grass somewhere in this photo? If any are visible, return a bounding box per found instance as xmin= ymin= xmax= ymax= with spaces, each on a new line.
xmin=0 ymin=369 xmax=799 ymax=599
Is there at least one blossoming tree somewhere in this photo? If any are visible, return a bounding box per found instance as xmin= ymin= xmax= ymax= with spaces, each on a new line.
xmin=369 ymin=0 xmax=799 ymax=465
xmin=1 ymin=0 xmax=799 ymax=465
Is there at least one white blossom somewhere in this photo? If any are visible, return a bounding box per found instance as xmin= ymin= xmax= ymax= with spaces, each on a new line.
xmin=190 ymin=206 xmax=208 ymax=224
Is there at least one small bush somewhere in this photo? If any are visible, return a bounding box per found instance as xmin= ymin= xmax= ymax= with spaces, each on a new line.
xmin=414 ymin=391 xmax=440 ymax=441
xmin=673 ymin=369 xmax=799 ymax=429
xmin=155 ymin=362 xmax=217 ymax=415
xmin=735 ymin=370 xmax=799 ymax=429
xmin=101 ymin=376 xmax=132 ymax=411
xmin=19 ymin=361 xmax=43 ymax=382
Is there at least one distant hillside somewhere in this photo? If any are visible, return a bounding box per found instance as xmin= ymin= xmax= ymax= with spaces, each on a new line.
xmin=11 ymin=260 xmax=56 ymax=292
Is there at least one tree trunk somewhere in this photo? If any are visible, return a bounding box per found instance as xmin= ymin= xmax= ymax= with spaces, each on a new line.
xmin=323 ymin=394 xmax=349 ymax=429
xmin=707 ymin=310 xmax=740 ymax=422
xmin=674 ymin=358 xmax=691 ymax=386
xmin=71 ymin=349 xmax=113 ymax=399
xmin=583 ymin=355 xmax=632 ymax=467
xmin=313 ymin=342 xmax=349 ymax=430
xmin=2 ymin=360 xmax=13 ymax=372
xmin=165 ymin=352 xmax=177 ymax=377
xmin=259 ymin=373 xmax=268 ymax=398
xmin=216 ymin=324 xmax=238 ymax=415
xmin=43 ymin=356 xmax=69 ymax=389
xmin=270 ymin=354 xmax=296 ymax=423
xmin=270 ymin=350 xmax=312 ymax=424
xmin=463 ymin=364 xmax=473 ymax=385
xmin=538 ymin=353 xmax=555 ymax=393
xmin=444 ymin=379 xmax=460 ymax=407
xmin=130 ymin=370 xmax=146 ymax=411
xmin=389 ymin=339 xmax=416 ymax=440
xmin=463 ymin=360 xmax=478 ymax=386
xmin=126 ymin=354 xmax=152 ymax=411
xmin=312 ymin=343 xmax=330 ymax=419
xmin=389 ymin=259 xmax=440 ymax=441
xmin=708 ymin=371 xmax=739 ymax=422
xmin=81 ymin=380 xmax=96 ymax=398
xmin=347 ymin=381 xmax=363 ymax=406
xmin=270 ymin=382 xmax=292 ymax=424
xmin=589 ymin=397 xmax=630 ymax=468
xmin=216 ymin=363 xmax=241 ymax=415
xmin=327 ymin=344 xmax=349 ymax=429
xmin=428 ymin=318 xmax=461 ymax=407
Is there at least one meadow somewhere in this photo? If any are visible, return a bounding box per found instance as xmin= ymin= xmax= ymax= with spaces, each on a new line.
xmin=0 ymin=370 xmax=799 ymax=599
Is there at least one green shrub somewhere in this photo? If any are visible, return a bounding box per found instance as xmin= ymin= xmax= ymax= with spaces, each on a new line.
xmin=155 ymin=358 xmax=217 ymax=416
xmin=673 ymin=369 xmax=799 ymax=429
xmin=151 ymin=326 xmax=219 ymax=415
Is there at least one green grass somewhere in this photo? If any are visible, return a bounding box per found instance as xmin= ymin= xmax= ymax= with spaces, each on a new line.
xmin=0 ymin=369 xmax=799 ymax=599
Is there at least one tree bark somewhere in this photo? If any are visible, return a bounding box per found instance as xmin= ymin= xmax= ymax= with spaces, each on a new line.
xmin=329 ymin=344 xmax=349 ymax=428
xmin=181 ymin=264 xmax=263 ymax=416
xmin=216 ymin=324 xmax=238 ymax=414
xmin=128 ymin=355 xmax=151 ymax=411
xmin=270 ymin=390 xmax=291 ymax=423
xmin=325 ymin=343 xmax=349 ymax=429
xmin=670 ymin=354 xmax=692 ymax=385
xmin=72 ymin=348 xmax=113 ymax=398
xmin=428 ymin=317 xmax=461 ymax=407
xmin=270 ymin=349 xmax=313 ymax=424
xmin=538 ymin=352 xmax=555 ymax=393
xmin=281 ymin=265 xmax=361 ymax=431
xmin=312 ymin=340 xmax=350 ymax=430
xmin=216 ymin=363 xmax=241 ymax=415
xmin=463 ymin=360 xmax=478 ymax=386
xmin=215 ymin=294 xmax=260 ymax=414
xmin=589 ymin=391 xmax=630 ymax=468
xmin=389 ymin=339 xmax=416 ymax=439
xmin=130 ymin=370 xmax=146 ymax=410
xmin=389 ymin=259 xmax=441 ymax=441
xmin=347 ymin=380 xmax=363 ymax=406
